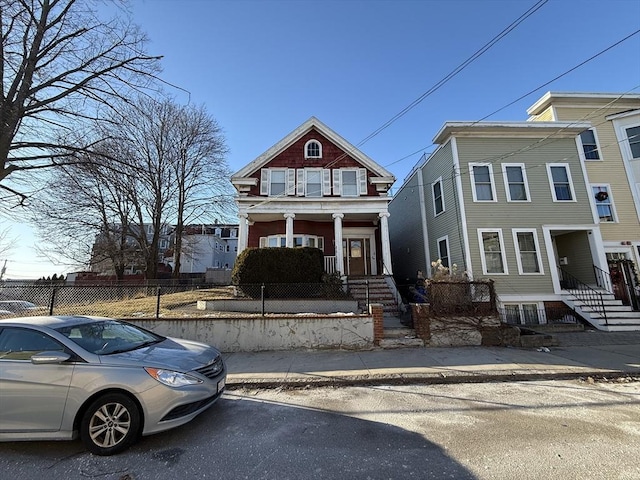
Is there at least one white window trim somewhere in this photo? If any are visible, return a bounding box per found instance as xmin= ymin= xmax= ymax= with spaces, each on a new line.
xmin=337 ymin=168 xmax=363 ymax=197
xmin=501 ymin=163 xmax=531 ymax=202
xmin=576 ymin=128 xmax=603 ymax=162
xmin=304 ymin=168 xmax=323 ymax=198
xmin=478 ymin=228 xmax=508 ymax=275
xmin=260 ymin=234 xmax=324 ymax=249
xmin=469 ymin=163 xmax=497 ymax=202
xmin=436 ymin=235 xmax=451 ymax=268
xmin=611 ymin=114 xmax=640 ymax=222
xmin=512 ymin=228 xmax=544 ymax=275
xmin=304 ymin=139 xmax=322 ymax=159
xmin=432 ymin=177 xmax=445 ymax=216
xmin=546 ymin=163 xmax=576 ymax=202
xmin=502 ymin=302 xmax=547 ymax=325
xmin=591 ymin=183 xmax=618 ymax=223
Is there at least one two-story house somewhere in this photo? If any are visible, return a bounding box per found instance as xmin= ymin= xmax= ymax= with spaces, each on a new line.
xmin=527 ymin=92 xmax=640 ymax=309
xmin=231 ymin=117 xmax=396 ymax=278
xmin=388 ymin=120 xmax=636 ymax=329
xmin=170 ymin=224 xmax=239 ymax=273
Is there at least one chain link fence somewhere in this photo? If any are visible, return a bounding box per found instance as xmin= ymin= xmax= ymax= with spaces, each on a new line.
xmin=398 ymin=280 xmax=496 ymax=315
xmin=0 ymin=281 xmax=353 ymax=318
xmin=0 ymin=282 xmax=234 ymax=319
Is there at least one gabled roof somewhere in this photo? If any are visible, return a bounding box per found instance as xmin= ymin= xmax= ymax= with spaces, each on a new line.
xmin=231 ymin=117 xmax=395 ymax=180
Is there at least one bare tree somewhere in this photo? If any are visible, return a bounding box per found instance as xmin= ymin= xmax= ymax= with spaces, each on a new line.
xmin=30 ymin=140 xmax=142 ymax=279
xmin=0 ymin=0 xmax=161 ymax=207
xmin=169 ymin=102 xmax=232 ymax=278
xmin=32 ymin=95 xmax=234 ymax=280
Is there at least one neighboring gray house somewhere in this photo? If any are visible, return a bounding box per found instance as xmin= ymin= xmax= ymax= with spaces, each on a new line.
xmin=388 ymin=121 xmax=640 ymax=330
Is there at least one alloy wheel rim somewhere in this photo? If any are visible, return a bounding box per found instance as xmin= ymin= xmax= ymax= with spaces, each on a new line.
xmin=89 ymin=402 xmax=131 ymax=448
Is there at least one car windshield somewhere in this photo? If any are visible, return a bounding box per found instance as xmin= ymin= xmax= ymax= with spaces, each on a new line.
xmin=55 ymin=320 xmax=163 ymax=355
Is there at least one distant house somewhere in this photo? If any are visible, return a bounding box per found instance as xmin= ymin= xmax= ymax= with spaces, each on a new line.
xmin=90 ymin=223 xmax=173 ymax=277
xmin=527 ymin=92 xmax=640 ymax=309
xmin=388 ymin=120 xmax=640 ymax=329
xmin=231 ymin=117 xmax=396 ymax=277
xmin=167 ymin=224 xmax=239 ymax=274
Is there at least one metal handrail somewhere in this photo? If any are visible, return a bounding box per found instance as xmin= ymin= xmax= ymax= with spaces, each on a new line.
xmin=559 ymin=267 xmax=608 ymax=326
xmin=592 ymin=265 xmax=614 ymax=294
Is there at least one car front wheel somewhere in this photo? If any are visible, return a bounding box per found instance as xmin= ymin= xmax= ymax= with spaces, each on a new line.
xmin=80 ymin=393 xmax=141 ymax=455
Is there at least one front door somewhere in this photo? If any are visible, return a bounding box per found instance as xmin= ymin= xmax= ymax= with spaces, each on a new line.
xmin=347 ymin=239 xmax=366 ymax=276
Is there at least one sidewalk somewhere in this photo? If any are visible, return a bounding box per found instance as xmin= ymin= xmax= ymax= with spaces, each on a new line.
xmin=223 ymin=331 xmax=640 ymax=388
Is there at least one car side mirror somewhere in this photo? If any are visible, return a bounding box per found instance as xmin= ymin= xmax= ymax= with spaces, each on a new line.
xmin=31 ymin=351 xmax=71 ymax=364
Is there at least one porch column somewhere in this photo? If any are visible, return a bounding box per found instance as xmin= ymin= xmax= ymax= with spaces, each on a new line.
xmin=379 ymin=212 xmax=393 ymax=275
xmin=284 ymin=213 xmax=295 ymax=248
xmin=333 ymin=213 xmax=345 ymax=275
xmin=237 ymin=213 xmax=249 ymax=255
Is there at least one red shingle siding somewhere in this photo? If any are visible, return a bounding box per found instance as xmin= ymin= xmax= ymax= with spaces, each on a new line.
xmin=246 ymin=128 xmax=378 ymax=196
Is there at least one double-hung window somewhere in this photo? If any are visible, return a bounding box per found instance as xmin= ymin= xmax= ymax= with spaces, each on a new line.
xmin=478 ymin=229 xmax=507 ymax=274
xmin=512 ymin=229 xmax=543 ymax=275
xmin=591 ymin=185 xmax=616 ymax=222
xmin=332 ymin=168 xmax=367 ymax=197
xmin=502 ymin=164 xmax=530 ymax=202
xmin=470 ymin=163 xmax=496 ymax=201
xmin=546 ymin=164 xmax=575 ymax=202
xmin=270 ymin=170 xmax=286 ymax=196
xmin=306 ymin=169 xmax=322 ymax=197
xmin=579 ymin=129 xmax=600 ymax=160
xmin=261 ymin=168 xmax=295 ymax=197
xmin=626 ymin=126 xmax=640 ymax=159
xmin=437 ymin=236 xmax=450 ymax=268
xmin=432 ymin=177 xmax=444 ymax=215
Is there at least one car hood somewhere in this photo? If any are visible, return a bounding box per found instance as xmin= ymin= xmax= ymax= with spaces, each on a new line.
xmin=98 ymin=337 xmax=222 ymax=372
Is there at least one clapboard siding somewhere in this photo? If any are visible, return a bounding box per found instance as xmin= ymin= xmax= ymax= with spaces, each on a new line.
xmin=455 ymin=136 xmax=592 ymax=293
xmin=552 ymin=105 xmax=640 ymax=240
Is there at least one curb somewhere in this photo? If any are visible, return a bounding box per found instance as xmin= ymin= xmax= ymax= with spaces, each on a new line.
xmin=225 ymin=369 xmax=639 ymax=390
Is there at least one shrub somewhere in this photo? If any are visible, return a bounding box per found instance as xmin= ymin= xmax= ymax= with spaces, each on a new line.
xmin=232 ymin=247 xmax=324 ymax=285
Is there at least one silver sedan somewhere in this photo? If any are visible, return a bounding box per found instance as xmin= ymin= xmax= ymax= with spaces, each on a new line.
xmin=0 ymin=316 xmax=226 ymax=455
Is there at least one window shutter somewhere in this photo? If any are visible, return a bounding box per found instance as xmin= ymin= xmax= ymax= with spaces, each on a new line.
xmin=259 ymin=237 xmax=267 ymax=248
xmin=333 ymin=169 xmax=341 ymax=196
xmin=323 ymin=169 xmax=332 ymax=195
xmin=359 ymin=168 xmax=368 ymax=195
xmin=260 ymin=169 xmax=269 ymax=195
xmin=286 ymin=169 xmax=296 ymax=195
xmin=297 ymin=169 xmax=305 ymax=196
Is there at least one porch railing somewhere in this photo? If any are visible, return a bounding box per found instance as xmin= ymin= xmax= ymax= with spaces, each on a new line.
xmin=558 ymin=267 xmax=608 ymax=326
xmin=324 ymin=256 xmax=337 ymax=274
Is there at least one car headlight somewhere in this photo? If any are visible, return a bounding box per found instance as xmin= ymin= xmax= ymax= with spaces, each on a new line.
xmin=145 ymin=367 xmax=203 ymax=387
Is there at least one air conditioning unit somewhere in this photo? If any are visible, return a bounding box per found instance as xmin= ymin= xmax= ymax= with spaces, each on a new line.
xmin=559 ymin=257 xmax=569 ymax=266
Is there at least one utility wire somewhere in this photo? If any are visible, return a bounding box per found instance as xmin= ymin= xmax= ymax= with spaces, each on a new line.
xmin=356 ymin=0 xmax=549 ymax=147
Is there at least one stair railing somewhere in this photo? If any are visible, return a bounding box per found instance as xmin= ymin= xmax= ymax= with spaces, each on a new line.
xmin=592 ymin=265 xmax=614 ymax=294
xmin=559 ymin=267 xmax=608 ymax=326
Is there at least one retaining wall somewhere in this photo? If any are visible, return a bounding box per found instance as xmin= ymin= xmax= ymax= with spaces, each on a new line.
xmin=131 ymin=313 xmax=374 ymax=352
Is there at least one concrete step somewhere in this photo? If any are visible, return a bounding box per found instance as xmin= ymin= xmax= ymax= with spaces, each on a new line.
xmin=380 ymin=327 xmax=424 ymax=348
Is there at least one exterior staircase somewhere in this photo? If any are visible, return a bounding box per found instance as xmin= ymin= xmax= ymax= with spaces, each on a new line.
xmin=347 ymin=276 xmax=424 ymax=348
xmin=347 ymin=276 xmax=400 ymax=316
xmin=562 ymin=290 xmax=640 ymax=332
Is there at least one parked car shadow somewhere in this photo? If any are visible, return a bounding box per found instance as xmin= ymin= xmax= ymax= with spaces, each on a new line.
xmin=0 ymin=395 xmax=478 ymax=479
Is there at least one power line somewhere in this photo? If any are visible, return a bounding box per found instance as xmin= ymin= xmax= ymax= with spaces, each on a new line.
xmin=355 ymin=0 xmax=549 ymax=147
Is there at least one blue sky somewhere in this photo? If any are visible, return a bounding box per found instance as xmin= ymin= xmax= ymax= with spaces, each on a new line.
xmin=3 ymin=0 xmax=640 ymax=279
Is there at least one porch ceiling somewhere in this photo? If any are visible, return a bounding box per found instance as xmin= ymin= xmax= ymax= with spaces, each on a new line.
xmin=244 ymin=212 xmax=380 ymax=223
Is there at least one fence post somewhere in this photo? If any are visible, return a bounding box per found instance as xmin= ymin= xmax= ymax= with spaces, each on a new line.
xmin=366 ymin=279 xmax=370 ymax=310
xmin=48 ymin=287 xmax=57 ymax=315
xmin=156 ymin=286 xmax=161 ymax=319
xmin=261 ymin=283 xmax=265 ymax=315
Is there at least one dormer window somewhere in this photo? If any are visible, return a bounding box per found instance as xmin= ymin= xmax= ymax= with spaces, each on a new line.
xmin=305 ymin=140 xmax=322 ymax=159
